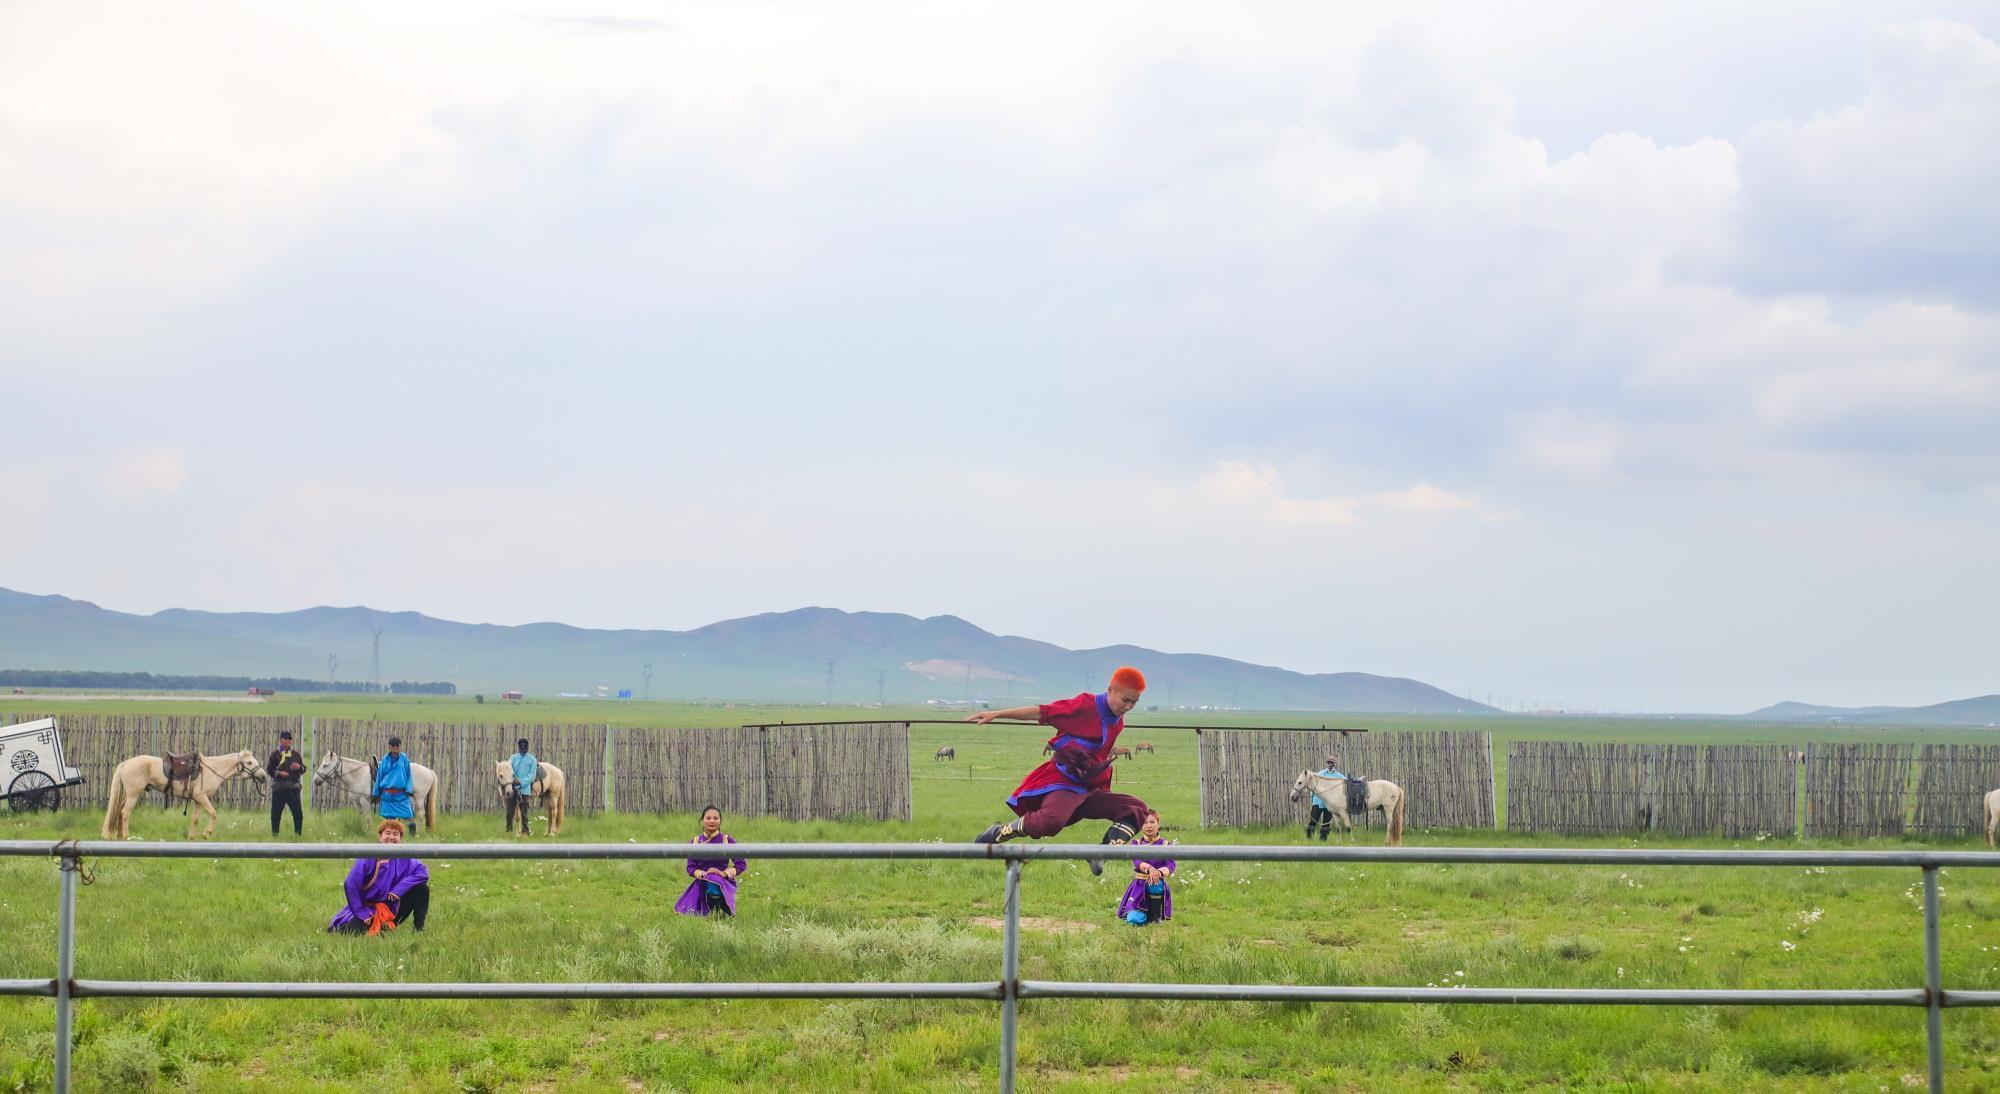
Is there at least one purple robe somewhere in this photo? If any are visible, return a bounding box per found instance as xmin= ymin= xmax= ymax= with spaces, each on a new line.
xmin=1115 ymin=838 xmax=1176 ymax=921
xmin=327 ymin=856 xmax=429 ymax=931
xmin=675 ymin=832 xmax=747 ymax=916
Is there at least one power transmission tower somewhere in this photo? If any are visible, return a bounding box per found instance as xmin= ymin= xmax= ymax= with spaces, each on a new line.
xmin=327 ymin=654 xmax=337 ymax=686
xmin=825 ymin=659 xmax=836 ymax=705
xmin=875 ymin=669 xmax=887 ymax=707
xmin=642 ymin=664 xmax=654 ymax=702
xmin=370 ymin=628 xmax=384 ymax=694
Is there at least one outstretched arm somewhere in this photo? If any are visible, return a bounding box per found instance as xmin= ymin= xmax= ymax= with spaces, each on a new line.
xmin=964 ymin=705 xmax=1041 ymax=725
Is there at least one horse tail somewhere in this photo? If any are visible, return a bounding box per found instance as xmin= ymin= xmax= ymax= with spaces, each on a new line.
xmin=1388 ymin=786 xmax=1406 ymax=846
xmin=425 ymin=781 xmax=438 ymax=831
xmin=102 ymin=765 xmax=126 ymax=838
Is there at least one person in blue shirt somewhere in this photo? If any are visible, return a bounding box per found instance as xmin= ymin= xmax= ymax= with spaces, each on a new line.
xmin=372 ymin=736 xmax=414 ymax=831
xmin=507 ymin=738 xmax=539 ymax=836
xmin=1307 ymin=754 xmax=1345 ymax=841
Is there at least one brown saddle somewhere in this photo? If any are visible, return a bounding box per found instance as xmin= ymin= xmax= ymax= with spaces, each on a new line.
xmin=162 ymin=751 xmax=202 ymax=803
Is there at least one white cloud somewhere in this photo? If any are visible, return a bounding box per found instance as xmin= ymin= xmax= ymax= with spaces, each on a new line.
xmin=1192 ymin=462 xmax=1511 ymax=526
xmin=102 ymin=450 xmax=188 ymax=497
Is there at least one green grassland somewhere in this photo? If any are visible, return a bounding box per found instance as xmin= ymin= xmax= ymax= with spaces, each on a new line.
xmin=4 ymin=699 xmax=2000 ymax=1091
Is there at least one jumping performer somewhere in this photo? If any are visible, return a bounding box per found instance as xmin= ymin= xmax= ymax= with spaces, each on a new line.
xmin=966 ymin=666 xmax=1149 ymax=875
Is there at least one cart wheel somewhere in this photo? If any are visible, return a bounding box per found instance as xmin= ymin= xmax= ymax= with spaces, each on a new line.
xmin=6 ymin=770 xmax=59 ymax=813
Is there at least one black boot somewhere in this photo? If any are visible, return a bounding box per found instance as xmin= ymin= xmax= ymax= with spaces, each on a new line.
xmin=975 ymin=819 xmax=1024 ymax=844
xmin=1092 ymin=822 xmax=1137 ymax=877
xmin=1145 ymin=890 xmax=1165 ymax=924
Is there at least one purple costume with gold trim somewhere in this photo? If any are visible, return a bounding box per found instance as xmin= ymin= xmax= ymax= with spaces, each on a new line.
xmin=675 ymin=832 xmax=747 ymax=916
xmin=327 ymin=856 xmax=429 ymax=931
xmin=1114 ymin=837 xmax=1175 ymax=922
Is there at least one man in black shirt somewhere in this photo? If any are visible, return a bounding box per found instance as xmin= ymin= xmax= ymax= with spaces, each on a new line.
xmin=267 ymin=729 xmax=307 ymax=836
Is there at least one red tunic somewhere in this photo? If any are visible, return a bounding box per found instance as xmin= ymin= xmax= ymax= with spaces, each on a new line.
xmin=1006 ymin=692 xmax=1125 ymax=812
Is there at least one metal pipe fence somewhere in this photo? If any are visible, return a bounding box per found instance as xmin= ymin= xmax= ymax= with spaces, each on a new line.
xmin=5 ymin=840 xmax=1998 ymax=1093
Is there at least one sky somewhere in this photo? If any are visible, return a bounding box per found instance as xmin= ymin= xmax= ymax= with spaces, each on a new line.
xmin=2 ymin=1 xmax=1997 ymax=713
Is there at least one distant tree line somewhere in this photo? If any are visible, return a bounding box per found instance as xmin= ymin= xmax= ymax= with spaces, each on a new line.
xmin=0 ymin=669 xmax=456 ymax=695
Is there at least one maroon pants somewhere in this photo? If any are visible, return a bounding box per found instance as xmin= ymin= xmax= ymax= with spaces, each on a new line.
xmin=1015 ymin=789 xmax=1149 ymax=839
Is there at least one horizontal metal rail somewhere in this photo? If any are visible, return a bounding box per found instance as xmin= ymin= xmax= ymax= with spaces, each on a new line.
xmin=743 ymin=719 xmax=1372 ymax=732
xmin=9 ymin=839 xmax=2000 ymax=867
xmin=6 ymin=839 xmax=1986 ymax=1094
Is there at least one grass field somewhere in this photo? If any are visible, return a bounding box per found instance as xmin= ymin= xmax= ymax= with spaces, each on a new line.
xmin=4 ymin=699 xmax=2000 ymax=1091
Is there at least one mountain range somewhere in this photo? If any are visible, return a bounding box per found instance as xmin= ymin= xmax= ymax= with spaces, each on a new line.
xmin=0 ymin=587 xmax=1494 ymax=712
xmin=1739 ymin=697 xmax=2000 ymax=727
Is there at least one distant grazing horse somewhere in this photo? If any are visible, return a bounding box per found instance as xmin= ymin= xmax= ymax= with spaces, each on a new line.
xmin=1133 ymin=742 xmax=1155 ymax=755
xmin=1109 ymin=746 xmax=1133 ymax=761
xmin=102 ymin=750 xmax=269 ymax=839
xmin=313 ymin=752 xmax=440 ymax=834
xmin=1290 ymin=770 xmax=1407 ymax=846
xmin=934 ymin=747 xmax=956 ymax=762
xmin=1985 ymin=789 xmax=2000 ymax=847
xmin=494 ymin=760 xmax=567 ymax=835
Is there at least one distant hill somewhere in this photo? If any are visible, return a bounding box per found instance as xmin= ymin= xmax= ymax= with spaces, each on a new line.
xmin=0 ymin=587 xmax=1496 ymax=713
xmin=1741 ymin=696 xmax=2000 ymax=727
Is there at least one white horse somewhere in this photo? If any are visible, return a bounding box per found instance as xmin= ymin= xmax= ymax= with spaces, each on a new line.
xmin=493 ymin=759 xmax=567 ymax=836
xmin=101 ymin=750 xmax=269 ymax=839
xmin=1985 ymin=789 xmax=2000 ymax=847
xmin=1290 ymin=769 xmax=1407 ymax=846
xmin=313 ymin=751 xmax=440 ymax=834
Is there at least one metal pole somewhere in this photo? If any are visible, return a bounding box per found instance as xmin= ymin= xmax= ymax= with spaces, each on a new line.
xmin=1924 ymin=865 xmax=1943 ymax=1094
xmin=55 ymin=847 xmax=78 ymax=1094
xmin=1000 ymin=858 xmax=1021 ymax=1094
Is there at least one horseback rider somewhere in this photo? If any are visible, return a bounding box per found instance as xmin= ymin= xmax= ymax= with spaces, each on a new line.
xmin=507 ymin=738 xmax=538 ymax=836
xmin=1307 ymin=754 xmax=1345 ymax=841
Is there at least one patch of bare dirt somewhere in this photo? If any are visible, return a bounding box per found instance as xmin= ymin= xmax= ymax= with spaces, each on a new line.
xmin=971 ymin=915 xmax=1099 ymax=934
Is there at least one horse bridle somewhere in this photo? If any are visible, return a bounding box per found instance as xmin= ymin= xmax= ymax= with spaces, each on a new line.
xmin=196 ymin=753 xmax=268 ymax=799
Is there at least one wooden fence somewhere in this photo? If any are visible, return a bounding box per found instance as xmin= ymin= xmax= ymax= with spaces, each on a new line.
xmin=1911 ymin=744 xmax=2000 ymax=838
xmin=2 ymin=712 xmax=300 ymax=812
xmin=1198 ymin=729 xmax=1494 ymax=830
xmin=611 ymin=722 xmax=912 ymax=821
xmin=1506 ymin=742 xmax=1796 ymax=837
xmin=1805 ymin=743 xmax=1914 ymax=838
xmin=309 ymin=719 xmax=611 ymax=820
xmin=3 ymin=714 xmax=908 ymax=823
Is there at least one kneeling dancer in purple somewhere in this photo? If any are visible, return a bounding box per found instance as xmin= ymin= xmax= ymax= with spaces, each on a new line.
xmin=675 ymin=805 xmax=746 ymax=917
xmin=1116 ymin=809 xmax=1175 ymax=926
xmin=329 ymin=819 xmax=429 ymax=935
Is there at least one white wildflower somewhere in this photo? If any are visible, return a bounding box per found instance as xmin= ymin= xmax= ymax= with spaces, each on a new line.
xmin=1781 ymin=940 xmax=1797 ymax=952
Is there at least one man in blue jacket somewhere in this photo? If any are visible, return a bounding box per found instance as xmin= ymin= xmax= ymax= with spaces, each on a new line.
xmin=507 ymin=738 xmax=538 ymax=836
xmin=1307 ymin=754 xmax=1345 ymax=841
xmin=372 ymin=736 xmax=415 ymax=834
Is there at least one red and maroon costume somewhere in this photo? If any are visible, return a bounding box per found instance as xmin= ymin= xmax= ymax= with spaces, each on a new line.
xmin=996 ymin=692 xmax=1148 ymax=841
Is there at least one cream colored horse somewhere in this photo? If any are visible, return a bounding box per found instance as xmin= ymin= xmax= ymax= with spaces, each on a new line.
xmin=312 ymin=751 xmax=440 ymax=834
xmin=101 ymin=750 xmax=269 ymax=839
xmin=493 ymin=760 xmax=567 ymax=835
xmin=1984 ymin=789 xmax=2000 ymax=847
xmin=1290 ymin=769 xmax=1408 ymax=846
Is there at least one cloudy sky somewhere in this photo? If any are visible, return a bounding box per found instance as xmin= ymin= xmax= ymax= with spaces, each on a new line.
xmin=4 ymin=1 xmax=1996 ymax=712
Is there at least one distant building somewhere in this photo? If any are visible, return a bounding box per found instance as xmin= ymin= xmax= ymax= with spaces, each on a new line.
xmin=501 ymin=691 xmax=523 ymax=701
xmin=247 ymin=687 xmax=275 ymax=696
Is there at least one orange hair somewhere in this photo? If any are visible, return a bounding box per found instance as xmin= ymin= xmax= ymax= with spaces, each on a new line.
xmin=377 ymin=818 xmax=407 ymax=838
xmin=1109 ymin=666 xmax=1147 ymax=692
